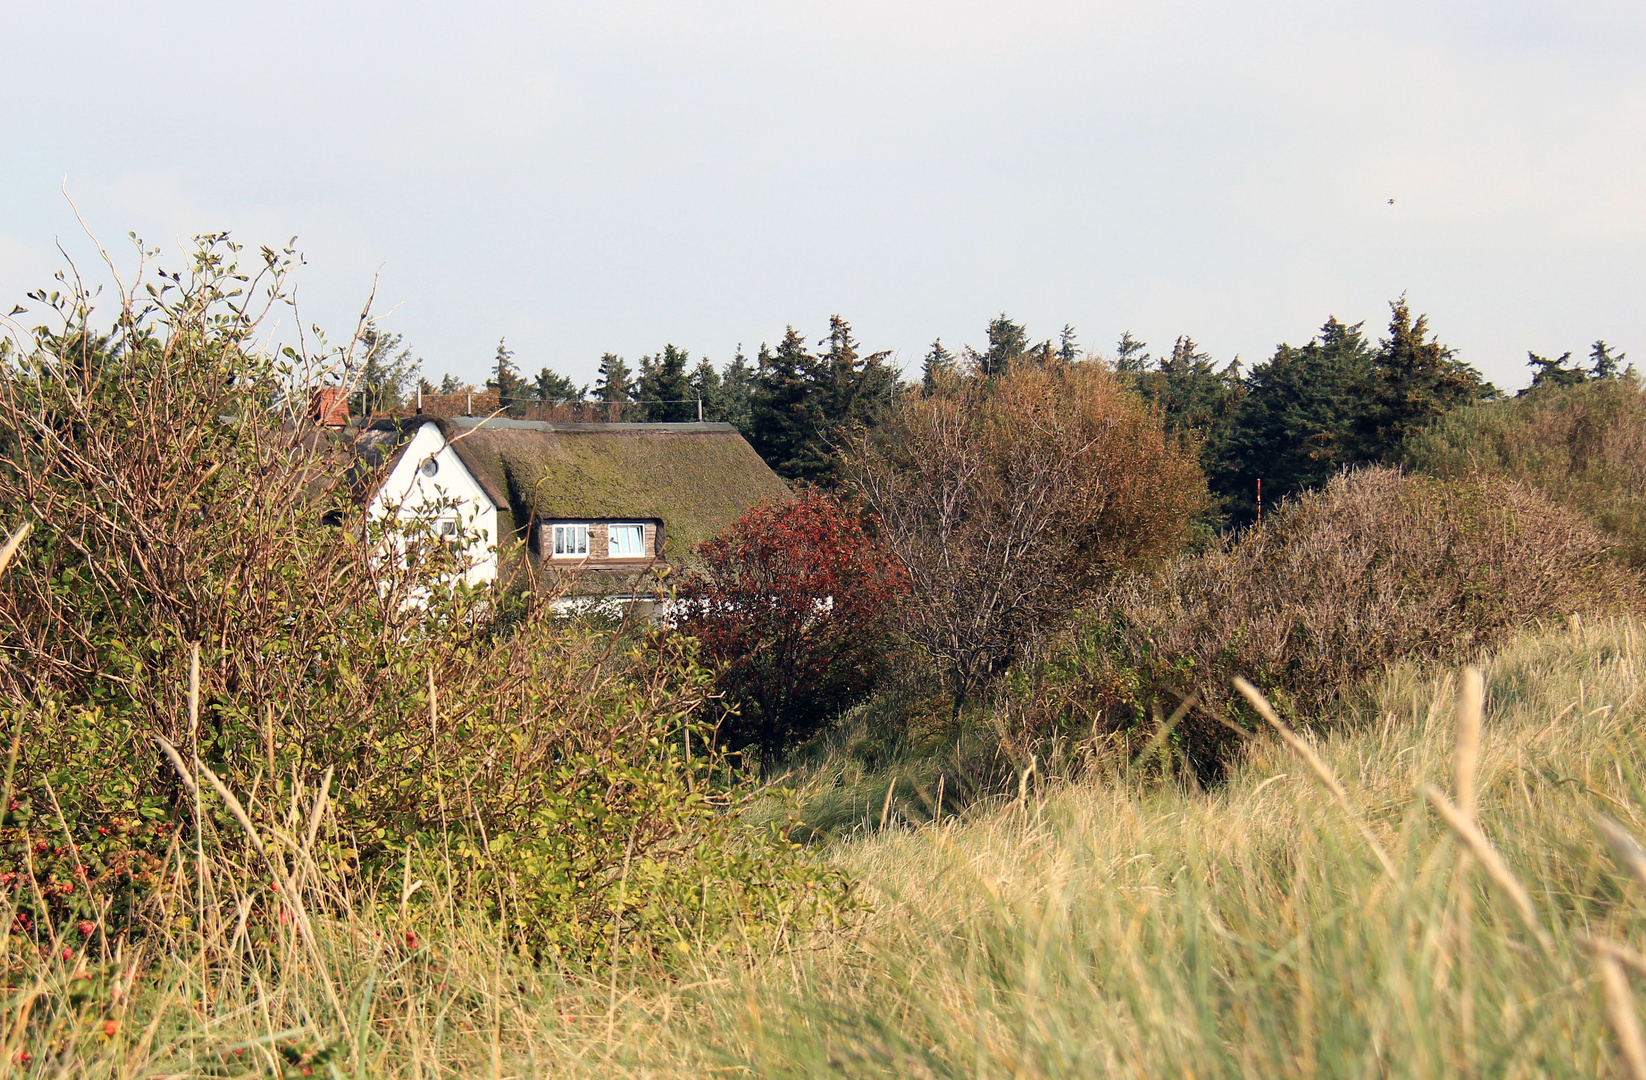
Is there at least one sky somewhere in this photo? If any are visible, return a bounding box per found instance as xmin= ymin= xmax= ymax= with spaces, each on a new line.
xmin=2 ymin=0 xmax=1643 ymax=391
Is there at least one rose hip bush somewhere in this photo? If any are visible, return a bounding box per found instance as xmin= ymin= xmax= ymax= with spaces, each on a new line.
xmin=675 ymin=491 xmax=909 ymax=757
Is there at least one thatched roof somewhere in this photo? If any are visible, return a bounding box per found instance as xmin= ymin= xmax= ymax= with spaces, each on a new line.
xmin=441 ymin=419 xmax=791 ymax=555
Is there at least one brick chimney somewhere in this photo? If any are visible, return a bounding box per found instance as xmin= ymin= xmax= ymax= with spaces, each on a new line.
xmin=309 ymin=386 xmax=349 ymax=427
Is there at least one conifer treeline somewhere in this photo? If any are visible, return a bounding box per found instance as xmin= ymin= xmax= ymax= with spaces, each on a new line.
xmin=387 ymin=300 xmax=1627 ymax=527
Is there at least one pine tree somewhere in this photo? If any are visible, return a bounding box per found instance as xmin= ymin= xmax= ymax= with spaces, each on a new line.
xmin=355 ymin=327 xmax=421 ymax=415
xmin=746 ymin=319 xmax=902 ymax=484
xmin=1114 ymin=332 xmax=1150 ymax=374
xmin=1217 ymin=317 xmax=1375 ymax=521
xmin=438 ymin=373 xmax=472 ymax=394
xmin=1590 ymin=340 xmax=1627 ymax=380
xmin=1358 ymin=298 xmax=1493 ymax=457
xmin=637 ymin=344 xmax=695 ymax=421
xmin=533 ymin=366 xmax=583 ymax=403
xmin=748 ymin=329 xmax=823 ymax=481
xmin=1058 ymin=325 xmax=1080 ymax=364
xmin=719 ymin=347 xmax=755 ymax=433
xmin=594 ymin=353 xmax=632 ymax=419
xmin=922 ymin=339 xmax=956 ymax=393
xmin=1145 ymin=337 xmax=1239 ymax=436
xmin=975 ymin=314 xmax=1028 ymax=378
xmin=487 ymin=337 xmax=526 ymax=411
xmin=1525 ymin=351 xmax=1585 ymax=391
xmin=690 ymin=358 xmax=722 ymax=420
xmin=819 ymin=315 xmax=897 ymax=435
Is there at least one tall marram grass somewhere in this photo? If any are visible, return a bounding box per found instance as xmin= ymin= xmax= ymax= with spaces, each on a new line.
xmin=11 ymin=615 xmax=1646 ymax=1077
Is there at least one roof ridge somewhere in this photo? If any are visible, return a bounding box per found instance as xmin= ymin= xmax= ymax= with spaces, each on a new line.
xmin=446 ymin=418 xmax=740 ymax=434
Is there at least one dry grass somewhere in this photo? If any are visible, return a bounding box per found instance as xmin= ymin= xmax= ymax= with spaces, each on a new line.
xmin=11 ymin=616 xmax=1646 ymax=1077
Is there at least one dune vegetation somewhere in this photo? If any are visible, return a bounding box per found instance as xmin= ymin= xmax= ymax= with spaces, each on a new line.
xmin=5 ymin=237 xmax=1645 ymax=1078
xmin=7 ymin=615 xmax=1646 ymax=1078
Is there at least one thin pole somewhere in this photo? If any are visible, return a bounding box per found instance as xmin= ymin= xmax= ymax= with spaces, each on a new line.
xmin=696 ymin=398 xmax=703 ymax=423
xmin=1256 ymin=478 xmax=1263 ymax=529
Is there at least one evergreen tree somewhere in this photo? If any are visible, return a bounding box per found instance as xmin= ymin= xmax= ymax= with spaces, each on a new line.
xmin=1591 ymin=340 xmax=1627 ymax=380
xmin=487 ymin=337 xmax=526 ymax=411
xmin=690 ymin=357 xmax=722 ymax=420
xmin=1114 ymin=331 xmax=1150 ymax=374
xmin=818 ymin=315 xmax=897 ymax=435
xmin=1216 ymin=317 xmax=1375 ymax=521
xmin=922 ymin=339 xmax=956 ymax=393
xmin=974 ymin=314 xmax=1029 ymax=378
xmin=744 ymin=317 xmax=899 ymax=485
xmin=594 ymin=352 xmax=632 ymax=410
xmin=533 ymin=366 xmax=583 ymax=403
xmin=1357 ymin=298 xmax=1493 ymax=458
xmin=438 ymin=373 xmax=473 ymax=394
xmin=1058 ymin=325 xmax=1080 ymax=364
xmin=1525 ymin=351 xmax=1585 ymax=391
xmin=635 ymin=344 xmax=696 ymax=422
xmin=1143 ymin=336 xmax=1241 ymax=437
xmin=354 ymin=327 xmax=421 ymax=415
xmin=718 ymin=347 xmax=755 ymax=433
xmin=748 ymin=329 xmax=821 ymax=481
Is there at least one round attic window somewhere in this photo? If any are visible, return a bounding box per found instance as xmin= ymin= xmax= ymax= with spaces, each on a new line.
xmin=420 ymin=457 xmax=440 ymax=477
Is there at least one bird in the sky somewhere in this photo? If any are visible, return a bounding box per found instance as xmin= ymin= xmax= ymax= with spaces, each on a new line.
xmin=1388 ymin=198 xmax=1395 ymax=204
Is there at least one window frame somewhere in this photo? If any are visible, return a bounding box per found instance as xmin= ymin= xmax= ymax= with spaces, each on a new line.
xmin=606 ymin=522 xmax=647 ymax=559
xmin=550 ymin=522 xmax=590 ymax=558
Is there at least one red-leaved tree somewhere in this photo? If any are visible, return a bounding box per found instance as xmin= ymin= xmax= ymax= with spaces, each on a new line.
xmin=675 ymin=490 xmax=908 ymax=757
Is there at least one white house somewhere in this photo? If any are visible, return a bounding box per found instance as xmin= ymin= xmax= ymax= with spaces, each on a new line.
xmin=357 ymin=417 xmax=499 ymax=588
xmin=344 ymin=414 xmax=789 ymax=593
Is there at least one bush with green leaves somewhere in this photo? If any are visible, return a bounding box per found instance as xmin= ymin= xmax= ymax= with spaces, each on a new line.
xmin=0 ymin=235 xmax=854 ymax=965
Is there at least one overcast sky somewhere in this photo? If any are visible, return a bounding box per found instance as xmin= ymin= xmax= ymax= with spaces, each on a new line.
xmin=3 ymin=0 xmax=1643 ymax=390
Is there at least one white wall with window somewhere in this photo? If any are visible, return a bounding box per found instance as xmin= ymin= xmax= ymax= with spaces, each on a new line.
xmin=366 ymin=421 xmax=498 ymax=587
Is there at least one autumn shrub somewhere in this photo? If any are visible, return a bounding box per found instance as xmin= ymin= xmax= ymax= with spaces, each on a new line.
xmin=0 ymin=235 xmax=852 ymax=965
xmin=1032 ymin=467 xmax=1639 ymax=778
xmin=842 ymin=361 xmax=1204 ymax=711
xmin=1404 ymin=376 xmax=1646 ymax=566
xmin=674 ymin=490 xmax=908 ymax=758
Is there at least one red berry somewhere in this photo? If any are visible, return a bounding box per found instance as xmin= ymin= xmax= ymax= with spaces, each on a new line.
xmin=78 ymin=921 xmax=96 ymax=936
xmin=103 ymin=1019 xmax=117 ymax=1037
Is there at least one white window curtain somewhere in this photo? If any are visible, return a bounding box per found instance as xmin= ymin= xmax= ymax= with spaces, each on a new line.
xmin=552 ymin=524 xmax=589 ymax=557
xmin=608 ymin=524 xmax=645 ymax=558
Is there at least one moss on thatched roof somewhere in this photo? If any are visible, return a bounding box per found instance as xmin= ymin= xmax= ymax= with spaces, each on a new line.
xmin=443 ymin=420 xmax=791 ymax=556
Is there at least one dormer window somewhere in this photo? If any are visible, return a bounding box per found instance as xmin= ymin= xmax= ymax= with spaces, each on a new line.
xmin=608 ymin=523 xmax=645 ymax=558
xmin=552 ymin=523 xmax=589 ymax=557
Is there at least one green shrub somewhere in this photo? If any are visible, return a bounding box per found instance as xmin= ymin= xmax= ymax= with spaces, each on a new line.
xmin=1029 ymin=467 xmax=1639 ymax=778
xmin=1404 ymin=376 xmax=1646 ymax=565
xmin=0 ymin=235 xmax=854 ymax=965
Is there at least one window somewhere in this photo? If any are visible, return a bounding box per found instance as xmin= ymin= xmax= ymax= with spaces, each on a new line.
xmin=608 ymin=523 xmax=645 ymax=558
xmin=552 ymin=523 xmax=589 ymax=557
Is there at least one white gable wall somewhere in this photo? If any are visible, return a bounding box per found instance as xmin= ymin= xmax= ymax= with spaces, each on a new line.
xmin=367 ymin=423 xmax=498 ymax=587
